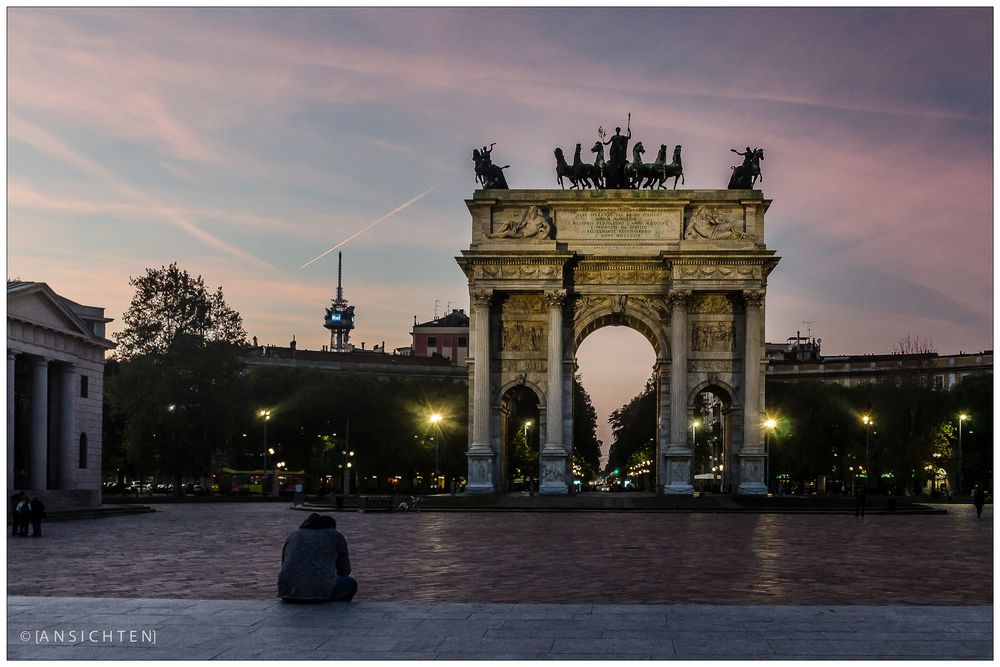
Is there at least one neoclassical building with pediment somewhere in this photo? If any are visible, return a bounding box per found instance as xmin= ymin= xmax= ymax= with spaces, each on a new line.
xmin=7 ymin=282 xmax=115 ymax=507
xmin=456 ymin=189 xmax=779 ymax=495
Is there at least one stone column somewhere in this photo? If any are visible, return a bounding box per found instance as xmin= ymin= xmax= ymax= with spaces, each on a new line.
xmin=540 ymin=289 xmax=568 ymax=495
xmin=60 ymin=365 xmax=78 ymax=489
xmin=7 ymin=351 xmax=16 ymax=492
xmin=466 ymin=289 xmax=495 ymax=494
xmin=654 ymin=360 xmax=670 ymax=494
xmin=664 ymin=290 xmax=693 ymax=495
xmin=739 ymin=290 xmax=767 ymax=494
xmin=28 ymin=358 xmax=49 ymax=491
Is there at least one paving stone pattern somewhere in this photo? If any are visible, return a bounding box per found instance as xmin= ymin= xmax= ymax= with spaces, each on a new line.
xmin=5 ymin=503 xmax=992 ymax=604
xmin=7 ymin=597 xmax=992 ymax=660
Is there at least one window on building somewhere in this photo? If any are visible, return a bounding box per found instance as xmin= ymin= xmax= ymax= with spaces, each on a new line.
xmin=934 ymin=375 xmax=944 ymax=390
xmin=458 ymin=337 xmax=467 ymax=347
xmin=427 ymin=337 xmax=437 ymax=348
xmin=80 ymin=374 xmax=89 ymax=398
xmin=79 ymin=433 xmax=88 ymax=469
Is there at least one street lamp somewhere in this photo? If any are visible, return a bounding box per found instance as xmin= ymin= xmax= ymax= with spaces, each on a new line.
xmin=340 ymin=449 xmax=354 ymax=496
xmin=258 ymin=409 xmax=272 ymax=496
xmin=764 ymin=418 xmax=778 ymax=494
xmin=861 ymin=415 xmax=873 ymax=490
xmin=430 ymin=413 xmax=443 ymax=488
xmin=958 ymin=413 xmax=969 ymax=494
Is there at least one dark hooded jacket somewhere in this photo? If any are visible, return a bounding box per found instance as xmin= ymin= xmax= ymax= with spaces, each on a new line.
xmin=277 ymin=513 xmax=351 ymax=600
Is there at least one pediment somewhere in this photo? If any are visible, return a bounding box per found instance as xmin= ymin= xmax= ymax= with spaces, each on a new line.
xmin=7 ymin=285 xmax=95 ymax=339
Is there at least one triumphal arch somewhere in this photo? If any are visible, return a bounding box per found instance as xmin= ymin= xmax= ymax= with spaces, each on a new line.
xmin=457 ymin=189 xmax=779 ymax=495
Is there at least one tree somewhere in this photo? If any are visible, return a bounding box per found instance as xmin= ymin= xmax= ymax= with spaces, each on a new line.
xmin=892 ymin=334 xmax=936 ymax=355
xmin=107 ymin=264 xmax=247 ymax=493
xmin=606 ymin=375 xmax=657 ymax=477
xmin=572 ymin=374 xmax=602 ymax=478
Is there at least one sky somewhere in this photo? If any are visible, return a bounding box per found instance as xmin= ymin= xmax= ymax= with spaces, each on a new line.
xmin=7 ymin=7 xmax=994 ymax=454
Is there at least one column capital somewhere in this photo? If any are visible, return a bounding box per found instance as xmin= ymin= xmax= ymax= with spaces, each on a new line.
xmin=668 ymin=289 xmax=691 ymax=311
xmin=742 ymin=289 xmax=766 ymax=310
xmin=30 ymin=357 xmax=50 ymax=369
xmin=470 ymin=288 xmax=494 ymax=308
xmin=8 ymin=349 xmax=17 ymax=361
xmin=543 ymin=289 xmax=567 ymax=309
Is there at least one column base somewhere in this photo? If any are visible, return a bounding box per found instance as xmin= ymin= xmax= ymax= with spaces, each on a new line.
xmin=466 ymin=448 xmax=495 ymax=495
xmin=539 ymin=447 xmax=569 ymax=495
xmin=662 ymin=450 xmax=693 ymax=496
xmin=738 ymin=454 xmax=767 ymax=496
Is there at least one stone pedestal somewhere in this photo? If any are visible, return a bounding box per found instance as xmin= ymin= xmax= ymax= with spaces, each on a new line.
xmin=738 ymin=455 xmax=768 ymax=495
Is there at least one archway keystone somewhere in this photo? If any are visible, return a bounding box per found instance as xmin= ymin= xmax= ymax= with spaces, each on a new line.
xmin=457 ymin=189 xmax=779 ymax=495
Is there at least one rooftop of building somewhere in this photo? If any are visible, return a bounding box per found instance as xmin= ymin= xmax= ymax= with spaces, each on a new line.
xmin=413 ymin=309 xmax=469 ymax=329
xmin=247 ymin=344 xmax=457 ymax=367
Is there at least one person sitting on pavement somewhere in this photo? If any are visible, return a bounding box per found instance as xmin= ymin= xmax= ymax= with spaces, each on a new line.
xmin=278 ymin=513 xmax=357 ymax=602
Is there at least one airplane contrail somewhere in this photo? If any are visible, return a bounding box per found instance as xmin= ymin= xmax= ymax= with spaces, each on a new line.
xmin=299 ymin=184 xmax=439 ymax=270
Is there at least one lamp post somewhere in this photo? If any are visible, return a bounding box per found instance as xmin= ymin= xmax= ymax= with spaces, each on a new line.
xmin=430 ymin=413 xmax=443 ymax=490
xmin=764 ymin=418 xmax=777 ymax=495
xmin=861 ymin=415 xmax=873 ymax=490
xmin=957 ymin=415 xmax=965 ymax=493
xmin=340 ymin=449 xmax=354 ymax=496
xmin=258 ymin=409 xmax=272 ymax=496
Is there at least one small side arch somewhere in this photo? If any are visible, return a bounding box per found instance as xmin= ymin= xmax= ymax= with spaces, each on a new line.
xmin=688 ymin=379 xmax=737 ymax=409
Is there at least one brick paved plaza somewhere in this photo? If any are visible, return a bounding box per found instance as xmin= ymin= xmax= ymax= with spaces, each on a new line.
xmin=6 ymin=504 xmax=992 ymax=605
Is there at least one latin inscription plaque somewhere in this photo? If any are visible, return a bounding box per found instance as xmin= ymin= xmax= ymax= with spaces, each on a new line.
xmin=554 ymin=207 xmax=682 ymax=242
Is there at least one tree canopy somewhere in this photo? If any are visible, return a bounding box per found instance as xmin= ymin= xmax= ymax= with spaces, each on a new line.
xmin=115 ymin=263 xmax=245 ymax=360
xmin=107 ymin=264 xmax=247 ymax=492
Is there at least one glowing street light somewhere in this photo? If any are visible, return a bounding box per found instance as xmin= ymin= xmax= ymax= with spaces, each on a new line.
xmin=861 ymin=414 xmax=873 ymax=489
xmin=958 ymin=413 xmax=969 ymax=494
xmin=429 ymin=412 xmax=445 ymax=487
xmin=764 ymin=417 xmax=778 ymax=494
xmin=258 ymin=409 xmax=274 ymax=496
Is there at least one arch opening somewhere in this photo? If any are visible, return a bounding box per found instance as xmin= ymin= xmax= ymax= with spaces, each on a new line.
xmin=500 ymin=385 xmax=540 ymax=493
xmin=692 ymin=385 xmax=734 ymax=494
xmin=576 ymin=324 xmax=658 ymax=492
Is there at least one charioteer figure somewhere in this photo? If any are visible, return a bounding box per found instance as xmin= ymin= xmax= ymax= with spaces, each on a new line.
xmin=600 ymin=114 xmax=632 ymax=189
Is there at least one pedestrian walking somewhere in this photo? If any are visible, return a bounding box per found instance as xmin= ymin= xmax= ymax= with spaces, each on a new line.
xmin=16 ymin=495 xmax=30 ymax=536
xmin=28 ymin=496 xmax=45 ymax=537
xmin=973 ymin=485 xmax=986 ymax=519
xmin=854 ymin=486 xmax=867 ymax=517
xmin=11 ymin=491 xmax=24 ymax=537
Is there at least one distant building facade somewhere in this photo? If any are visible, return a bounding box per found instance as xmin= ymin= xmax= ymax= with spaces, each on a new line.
xmin=410 ymin=309 xmax=469 ymax=365
xmin=7 ymin=282 xmax=115 ymax=507
xmin=766 ymin=334 xmax=992 ymax=389
xmin=245 ymin=344 xmax=466 ymax=381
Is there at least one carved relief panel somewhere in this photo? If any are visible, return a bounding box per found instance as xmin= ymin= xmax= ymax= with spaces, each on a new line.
xmin=683 ymin=206 xmax=750 ymax=241
xmin=691 ymin=322 xmax=735 ymax=352
xmin=501 ymin=322 xmax=543 ymax=352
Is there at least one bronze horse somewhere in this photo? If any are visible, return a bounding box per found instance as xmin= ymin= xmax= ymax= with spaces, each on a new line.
xmin=728 ymin=148 xmax=763 ymax=189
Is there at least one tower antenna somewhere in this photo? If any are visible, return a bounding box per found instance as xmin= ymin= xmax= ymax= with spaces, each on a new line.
xmin=336 ymin=252 xmax=344 ymax=303
xmin=802 ymin=321 xmax=817 ymax=340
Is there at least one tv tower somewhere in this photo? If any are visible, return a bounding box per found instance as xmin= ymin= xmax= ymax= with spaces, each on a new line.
xmin=324 ymin=252 xmax=356 ymax=352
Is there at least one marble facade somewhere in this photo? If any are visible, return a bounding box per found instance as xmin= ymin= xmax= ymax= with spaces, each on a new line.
xmin=456 ymin=189 xmax=779 ymax=495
